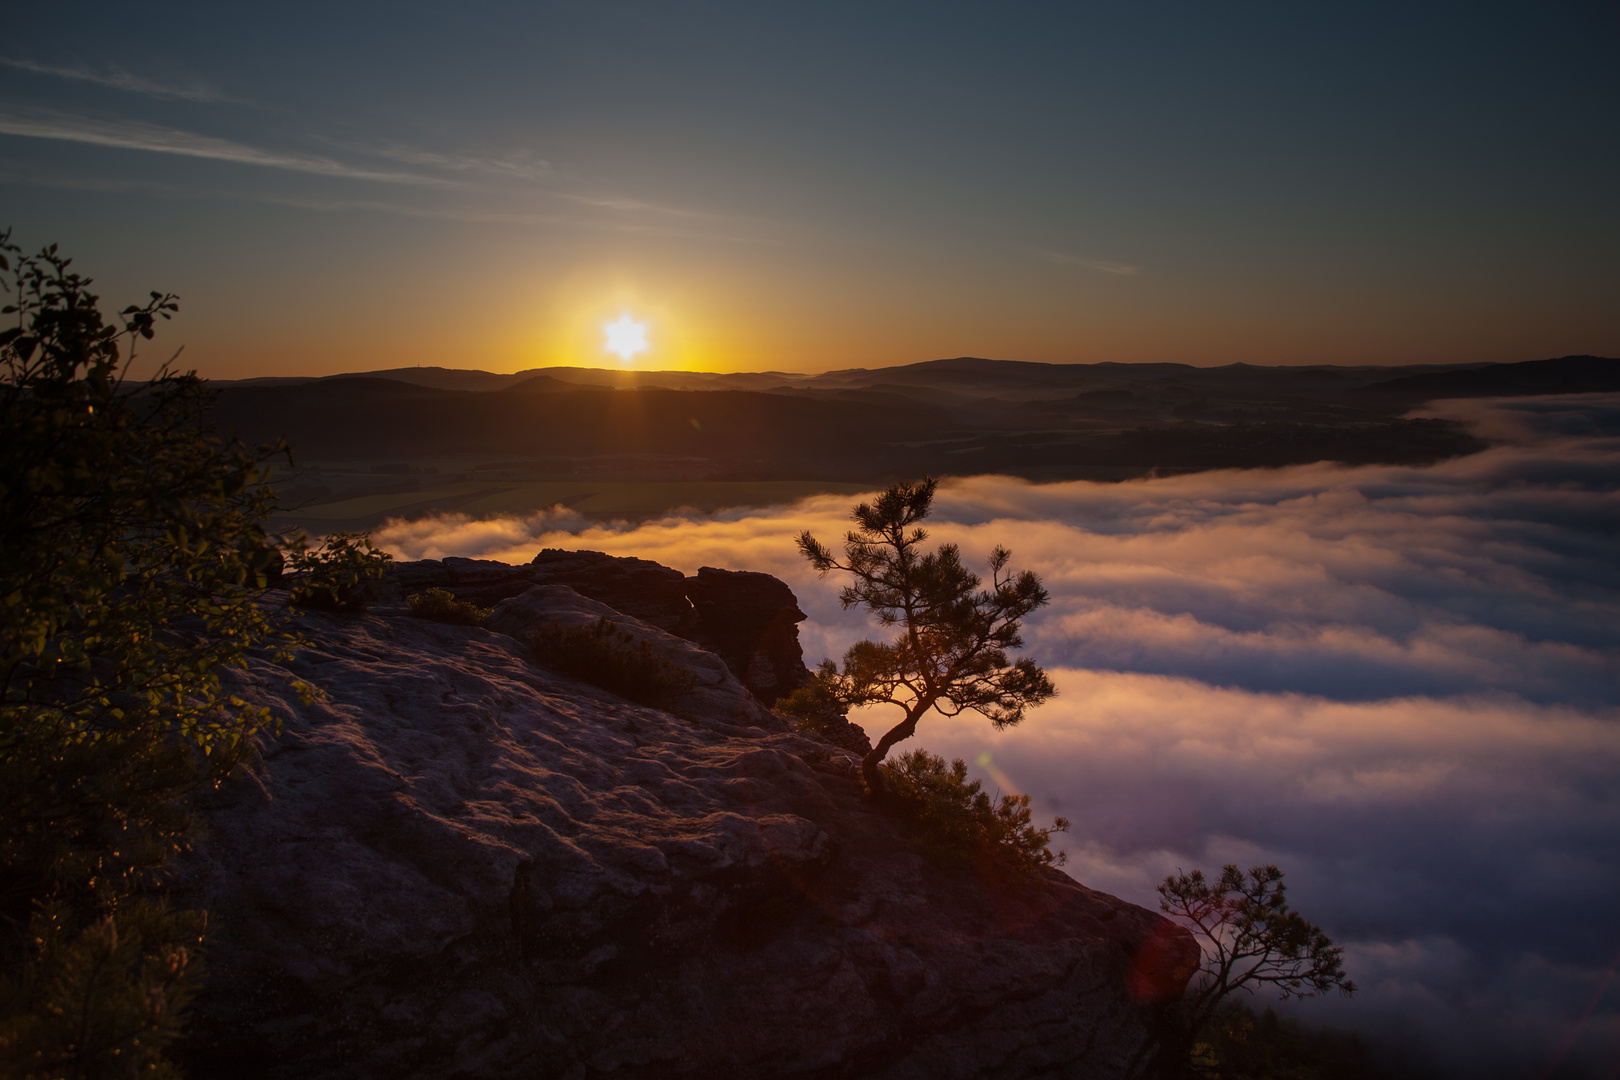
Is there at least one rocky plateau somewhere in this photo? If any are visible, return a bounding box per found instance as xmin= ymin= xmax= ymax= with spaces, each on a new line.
xmin=174 ymin=550 xmax=1196 ymax=1079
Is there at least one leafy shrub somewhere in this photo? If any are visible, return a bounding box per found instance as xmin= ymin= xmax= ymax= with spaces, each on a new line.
xmin=1 ymin=231 xmax=293 ymax=1078
xmin=0 ymin=900 xmax=205 ymax=1079
xmin=775 ymin=660 xmax=873 ymax=754
xmin=881 ymin=748 xmax=1069 ymax=876
xmin=407 ymin=587 xmax=491 ymax=626
xmin=530 ymin=617 xmax=696 ymax=706
xmin=1187 ymin=1001 xmax=1397 ymax=1080
xmin=285 ymin=532 xmax=391 ymax=612
xmin=774 ymin=659 xmax=848 ymax=735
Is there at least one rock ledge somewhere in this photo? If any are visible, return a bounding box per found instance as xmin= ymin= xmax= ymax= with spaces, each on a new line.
xmin=175 ymin=554 xmax=1194 ymax=1078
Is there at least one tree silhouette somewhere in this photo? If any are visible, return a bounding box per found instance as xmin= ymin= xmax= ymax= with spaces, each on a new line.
xmin=1158 ymin=864 xmax=1356 ymax=1070
xmin=797 ymin=477 xmax=1055 ymax=794
xmin=0 ymin=229 xmax=292 ymax=1076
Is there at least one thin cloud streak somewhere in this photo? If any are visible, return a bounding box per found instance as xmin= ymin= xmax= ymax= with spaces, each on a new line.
xmin=320 ymin=138 xmax=554 ymax=181
xmin=558 ymin=191 xmax=723 ymax=220
xmin=0 ymin=164 xmax=750 ymax=241
xmin=0 ymin=101 xmax=775 ymax=240
xmin=0 ymin=131 xmax=771 ymax=241
xmin=0 ymin=107 xmax=444 ymax=184
xmin=1037 ymin=249 xmax=1140 ymax=275
xmin=2 ymin=57 xmax=232 ymax=103
xmin=253 ymin=194 xmax=740 ymax=238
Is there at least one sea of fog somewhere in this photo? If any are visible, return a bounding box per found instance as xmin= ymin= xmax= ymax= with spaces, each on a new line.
xmin=375 ymin=394 xmax=1620 ymax=1078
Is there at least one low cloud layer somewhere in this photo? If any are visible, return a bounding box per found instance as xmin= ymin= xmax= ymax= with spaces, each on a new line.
xmin=375 ymin=394 xmax=1620 ymax=1076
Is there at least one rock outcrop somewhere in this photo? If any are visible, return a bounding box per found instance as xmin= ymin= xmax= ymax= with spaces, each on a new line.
xmin=389 ymin=551 xmax=811 ymax=706
xmin=682 ymin=567 xmax=809 ymax=707
xmin=174 ymin=555 xmax=1196 ymax=1079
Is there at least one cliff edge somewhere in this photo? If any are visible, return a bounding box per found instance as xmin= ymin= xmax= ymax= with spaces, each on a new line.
xmin=173 ymin=553 xmax=1195 ymax=1079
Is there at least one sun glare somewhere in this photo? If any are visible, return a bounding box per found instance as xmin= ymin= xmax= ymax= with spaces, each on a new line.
xmin=603 ymin=315 xmax=649 ymax=364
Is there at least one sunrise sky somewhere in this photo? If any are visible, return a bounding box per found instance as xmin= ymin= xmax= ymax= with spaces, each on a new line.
xmin=3 ymin=3 xmax=1617 ymax=378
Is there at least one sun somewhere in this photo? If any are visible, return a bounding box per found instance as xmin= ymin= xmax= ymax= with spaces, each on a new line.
xmin=603 ymin=314 xmax=649 ymax=363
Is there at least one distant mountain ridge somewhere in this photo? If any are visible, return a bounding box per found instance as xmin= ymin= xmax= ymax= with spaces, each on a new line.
xmin=210 ymin=354 xmax=1617 ymax=401
xmin=208 ymin=354 xmax=1613 ymax=503
xmin=210 ymin=365 xmax=812 ymax=393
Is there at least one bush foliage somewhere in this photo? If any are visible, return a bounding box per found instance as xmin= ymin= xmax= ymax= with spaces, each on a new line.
xmin=881 ymin=748 xmax=1069 ymax=877
xmin=0 ymin=230 xmax=292 ymax=1077
xmin=1185 ymin=1002 xmax=1399 ymax=1080
xmin=0 ymin=901 xmax=206 ymax=1079
xmin=773 ymin=659 xmax=848 ymax=735
xmin=406 ymin=587 xmax=491 ymax=626
xmin=530 ymin=617 xmax=696 ymax=706
xmin=284 ymin=532 xmax=391 ymax=613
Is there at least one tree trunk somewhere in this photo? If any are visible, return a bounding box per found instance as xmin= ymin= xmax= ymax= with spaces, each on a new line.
xmin=859 ymin=707 xmax=926 ymax=795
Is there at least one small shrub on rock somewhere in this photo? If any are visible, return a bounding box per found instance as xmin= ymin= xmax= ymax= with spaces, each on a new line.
xmin=1 ymin=900 xmax=206 ymax=1078
xmin=407 ymin=587 xmax=491 ymax=626
xmin=1187 ymin=1002 xmax=1388 ymax=1080
xmin=531 ymin=617 xmax=696 ymax=707
xmin=285 ymin=532 xmax=391 ymax=612
xmin=775 ymin=661 xmax=844 ymax=731
xmin=882 ymin=748 xmax=1069 ymax=877
xmin=774 ymin=660 xmax=873 ymax=754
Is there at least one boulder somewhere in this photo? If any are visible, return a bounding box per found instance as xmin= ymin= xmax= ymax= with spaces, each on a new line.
xmin=484 ymin=584 xmax=784 ymax=734
xmin=529 ymin=549 xmax=695 ymax=633
xmin=387 ymin=551 xmax=814 ymax=706
xmin=683 ymin=566 xmax=811 ymax=706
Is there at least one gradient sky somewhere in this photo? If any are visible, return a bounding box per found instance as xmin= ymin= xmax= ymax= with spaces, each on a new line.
xmin=3 ymin=2 xmax=1617 ymax=377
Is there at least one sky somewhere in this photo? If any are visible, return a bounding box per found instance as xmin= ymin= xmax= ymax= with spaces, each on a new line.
xmin=2 ymin=2 xmax=1617 ymax=377
xmin=374 ymin=393 xmax=1620 ymax=1077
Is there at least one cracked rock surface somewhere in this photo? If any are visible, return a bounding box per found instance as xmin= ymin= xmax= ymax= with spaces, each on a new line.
xmin=175 ymin=580 xmax=1193 ymax=1079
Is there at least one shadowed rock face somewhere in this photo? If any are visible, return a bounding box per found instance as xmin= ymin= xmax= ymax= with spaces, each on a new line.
xmin=174 ymin=587 xmax=1195 ymax=1080
xmin=389 ymin=550 xmax=811 ymax=706
xmin=684 ymin=566 xmax=810 ymax=707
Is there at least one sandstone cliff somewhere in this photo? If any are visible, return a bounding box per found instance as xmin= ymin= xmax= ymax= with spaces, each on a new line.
xmin=174 ymin=552 xmax=1195 ymax=1079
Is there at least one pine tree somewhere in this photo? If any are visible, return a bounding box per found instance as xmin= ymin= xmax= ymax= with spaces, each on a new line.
xmin=797 ymin=478 xmax=1055 ymax=794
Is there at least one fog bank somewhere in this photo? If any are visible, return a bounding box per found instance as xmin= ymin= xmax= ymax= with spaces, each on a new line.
xmin=375 ymin=394 xmax=1620 ymax=1077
